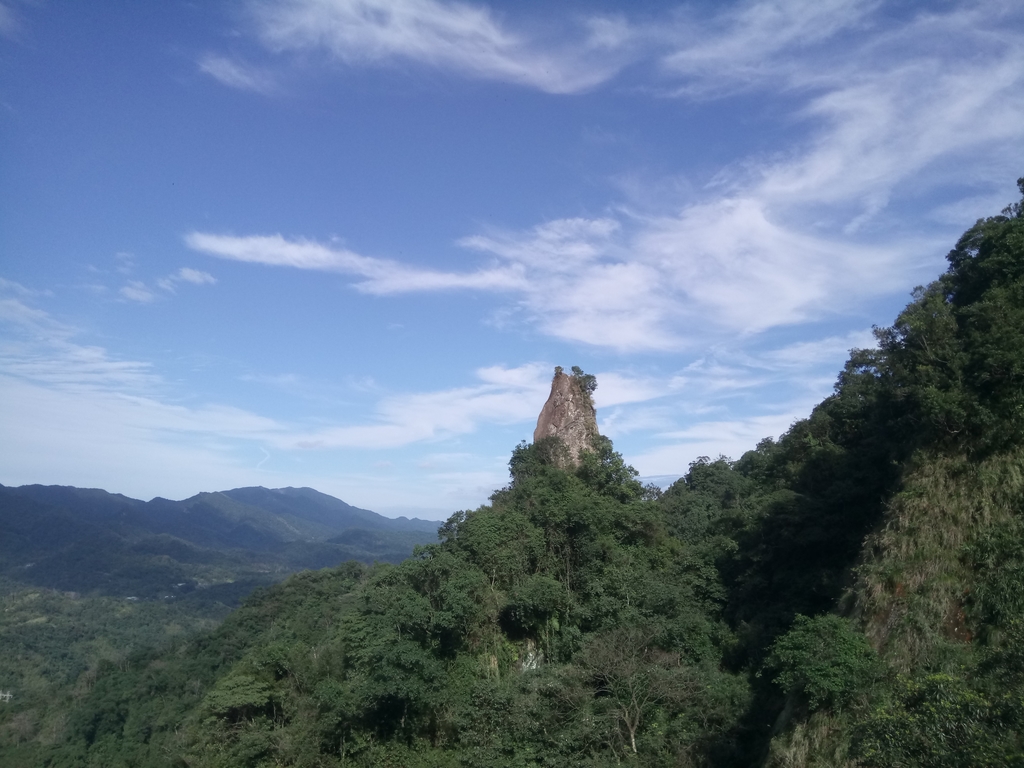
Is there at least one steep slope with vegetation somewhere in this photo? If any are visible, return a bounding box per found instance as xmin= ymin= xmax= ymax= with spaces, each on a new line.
xmin=3 ymin=181 xmax=1022 ymax=766
xmin=762 ymin=179 xmax=1024 ymax=766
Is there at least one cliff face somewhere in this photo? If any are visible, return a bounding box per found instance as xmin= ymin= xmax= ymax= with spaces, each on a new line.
xmin=533 ymin=369 xmax=599 ymax=467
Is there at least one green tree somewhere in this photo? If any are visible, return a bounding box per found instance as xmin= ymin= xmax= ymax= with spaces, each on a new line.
xmin=764 ymin=614 xmax=877 ymax=711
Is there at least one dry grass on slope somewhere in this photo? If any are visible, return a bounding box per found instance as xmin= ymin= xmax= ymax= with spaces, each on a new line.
xmin=849 ymin=449 xmax=1024 ymax=672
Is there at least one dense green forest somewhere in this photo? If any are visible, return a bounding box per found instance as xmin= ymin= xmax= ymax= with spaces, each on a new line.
xmin=3 ymin=181 xmax=1024 ymax=766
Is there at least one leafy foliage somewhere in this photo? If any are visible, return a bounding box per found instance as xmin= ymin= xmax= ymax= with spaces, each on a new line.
xmin=855 ymin=672 xmax=1024 ymax=767
xmin=764 ymin=615 xmax=878 ymax=711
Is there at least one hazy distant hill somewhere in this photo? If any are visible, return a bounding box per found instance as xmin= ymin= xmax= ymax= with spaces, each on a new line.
xmin=219 ymin=485 xmax=439 ymax=534
xmin=0 ymin=483 xmax=438 ymax=602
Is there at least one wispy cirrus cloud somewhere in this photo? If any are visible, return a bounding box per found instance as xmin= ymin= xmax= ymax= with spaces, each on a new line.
xmin=631 ymin=412 xmax=805 ymax=478
xmin=198 ymin=54 xmax=277 ymax=93
xmin=157 ymin=267 xmax=217 ymax=292
xmin=461 ymin=217 xmax=681 ymax=350
xmin=119 ymin=268 xmax=216 ymax=302
xmin=119 ymin=280 xmax=157 ymax=304
xmin=185 ymin=231 xmax=524 ymax=293
xmin=186 ymin=206 xmax=900 ymax=352
xmin=602 ymin=331 xmax=880 ymax=479
xmin=1 ymin=282 xmax=541 ymax=503
xmin=245 ymin=0 xmax=631 ymax=94
xmin=631 ymin=199 xmax=910 ymax=335
xmin=661 ymin=1 xmax=1024 ymax=213
xmin=0 ymin=277 xmax=52 ymax=298
xmin=660 ymin=0 xmax=879 ymax=95
xmin=205 ymin=0 xmax=1023 ymax=103
xmin=189 ymin=2 xmax=1024 ymax=352
xmin=281 ymin=363 xmax=552 ymax=450
xmin=1 ymin=280 xmax=546 ymax=464
xmin=0 ymin=288 xmax=158 ymax=391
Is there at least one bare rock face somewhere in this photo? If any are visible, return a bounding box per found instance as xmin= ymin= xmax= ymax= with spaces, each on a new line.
xmin=533 ymin=368 xmax=599 ymax=467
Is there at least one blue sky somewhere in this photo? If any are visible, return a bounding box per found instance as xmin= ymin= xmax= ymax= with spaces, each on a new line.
xmin=2 ymin=0 xmax=1023 ymax=519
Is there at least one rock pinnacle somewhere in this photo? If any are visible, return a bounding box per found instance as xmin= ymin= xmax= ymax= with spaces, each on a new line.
xmin=533 ymin=367 xmax=600 ymax=467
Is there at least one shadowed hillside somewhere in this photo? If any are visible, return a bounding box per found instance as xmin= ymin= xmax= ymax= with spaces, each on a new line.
xmin=0 ymin=483 xmax=438 ymax=599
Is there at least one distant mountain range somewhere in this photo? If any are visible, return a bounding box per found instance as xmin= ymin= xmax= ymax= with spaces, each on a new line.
xmin=0 ymin=483 xmax=439 ymax=604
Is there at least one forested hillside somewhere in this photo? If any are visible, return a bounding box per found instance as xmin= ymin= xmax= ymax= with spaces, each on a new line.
xmin=3 ymin=181 xmax=1023 ymax=766
xmin=0 ymin=486 xmax=437 ymax=764
xmin=0 ymin=484 xmax=437 ymax=600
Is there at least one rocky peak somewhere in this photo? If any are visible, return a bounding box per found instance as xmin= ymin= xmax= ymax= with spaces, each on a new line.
xmin=533 ymin=366 xmax=600 ymax=467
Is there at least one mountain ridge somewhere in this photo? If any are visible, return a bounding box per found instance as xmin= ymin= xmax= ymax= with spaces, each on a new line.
xmin=0 ymin=482 xmax=439 ymax=601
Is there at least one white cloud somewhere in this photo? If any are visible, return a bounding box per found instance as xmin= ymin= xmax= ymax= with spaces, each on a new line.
xmin=757 ymin=55 xmax=1024 ymax=212
xmin=0 ymin=289 xmax=553 ymax=456
xmin=199 ymin=54 xmax=277 ymax=93
xmin=0 ymin=277 xmax=51 ymax=298
xmin=472 ymin=4 xmax=1023 ymax=348
xmin=660 ymin=0 xmax=878 ymax=94
xmin=280 ymin=363 xmax=551 ymax=449
xmin=599 ymin=328 xmax=876 ymax=467
xmin=591 ymin=372 xmax=672 ymax=408
xmin=0 ymin=375 xmax=268 ymax=500
xmin=636 ymin=199 xmax=911 ymax=334
xmin=197 ymin=0 xmax=1023 ymax=110
xmin=158 ymin=267 xmax=217 ymax=292
xmin=754 ymin=330 xmax=877 ymax=369
xmin=177 ymin=267 xmax=217 ymax=285
xmin=630 ymin=411 xmax=805 ymax=476
xmin=612 ymin=334 xmax=862 ymax=472
xmin=456 ymin=198 xmax=909 ymax=351
xmin=928 ymin=192 xmax=1015 ymax=226
xmin=119 ymin=281 xmax=156 ymax=303
xmin=0 ymin=292 xmax=157 ymax=392
xmin=599 ymin=404 xmax=678 ymax=440
xmin=462 ymin=218 xmax=682 ymax=350
xmin=476 ymin=362 xmax=548 ymax=389
xmin=112 ymin=268 xmax=218 ymax=300
xmin=658 ymin=1 xmax=1024 ymax=209
xmin=185 ymin=231 xmax=524 ymax=293
xmin=184 ymin=204 xmax=910 ymax=353
xmin=0 ymin=296 xmax=68 ymax=337
xmin=249 ymin=0 xmax=629 ymax=93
